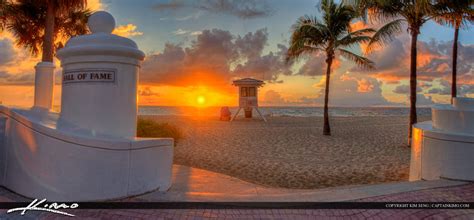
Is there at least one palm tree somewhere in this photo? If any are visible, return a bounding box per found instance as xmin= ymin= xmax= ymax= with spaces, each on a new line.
xmin=434 ymin=0 xmax=474 ymax=101
xmin=352 ymin=0 xmax=442 ymax=145
xmin=3 ymin=0 xmax=89 ymax=61
xmin=287 ymin=0 xmax=376 ymax=136
xmin=0 ymin=0 xmax=8 ymax=31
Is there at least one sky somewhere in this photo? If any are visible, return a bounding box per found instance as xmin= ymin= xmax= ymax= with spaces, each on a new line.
xmin=0 ymin=0 xmax=473 ymax=108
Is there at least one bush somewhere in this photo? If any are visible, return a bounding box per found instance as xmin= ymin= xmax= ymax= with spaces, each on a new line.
xmin=137 ymin=118 xmax=183 ymax=144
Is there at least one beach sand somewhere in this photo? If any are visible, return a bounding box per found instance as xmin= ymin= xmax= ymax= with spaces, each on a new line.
xmin=140 ymin=115 xmax=430 ymax=189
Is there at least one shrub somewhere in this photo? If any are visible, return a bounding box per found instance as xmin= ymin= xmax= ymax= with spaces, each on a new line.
xmin=137 ymin=118 xmax=183 ymax=144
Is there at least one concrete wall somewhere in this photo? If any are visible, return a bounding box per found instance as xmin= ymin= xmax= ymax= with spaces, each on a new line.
xmin=410 ymin=121 xmax=474 ymax=182
xmin=0 ymin=107 xmax=173 ymax=201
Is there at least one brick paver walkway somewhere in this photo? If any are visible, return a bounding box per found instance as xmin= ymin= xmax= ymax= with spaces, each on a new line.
xmin=1 ymin=183 xmax=472 ymax=219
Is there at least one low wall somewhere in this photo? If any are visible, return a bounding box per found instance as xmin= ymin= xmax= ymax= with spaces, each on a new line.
xmin=410 ymin=121 xmax=474 ymax=182
xmin=0 ymin=106 xmax=173 ymax=201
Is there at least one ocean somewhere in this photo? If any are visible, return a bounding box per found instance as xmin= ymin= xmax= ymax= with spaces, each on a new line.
xmin=138 ymin=106 xmax=432 ymax=117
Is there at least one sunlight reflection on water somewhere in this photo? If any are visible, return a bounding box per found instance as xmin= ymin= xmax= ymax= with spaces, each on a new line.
xmin=137 ymin=106 xmax=432 ymax=117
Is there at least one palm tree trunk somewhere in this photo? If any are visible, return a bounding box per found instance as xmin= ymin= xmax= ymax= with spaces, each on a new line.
xmin=323 ymin=56 xmax=333 ymax=136
xmin=42 ymin=2 xmax=55 ymax=62
xmin=451 ymin=26 xmax=459 ymax=102
xmin=408 ymin=30 xmax=418 ymax=146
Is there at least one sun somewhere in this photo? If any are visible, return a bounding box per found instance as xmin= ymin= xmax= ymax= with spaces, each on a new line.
xmin=197 ymin=95 xmax=206 ymax=106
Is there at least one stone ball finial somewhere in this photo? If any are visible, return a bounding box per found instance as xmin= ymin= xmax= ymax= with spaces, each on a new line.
xmin=88 ymin=11 xmax=115 ymax=34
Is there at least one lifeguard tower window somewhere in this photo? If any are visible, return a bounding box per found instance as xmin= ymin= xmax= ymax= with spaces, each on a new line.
xmin=241 ymin=87 xmax=256 ymax=97
xmin=241 ymin=87 xmax=248 ymax=97
xmin=248 ymin=87 xmax=256 ymax=97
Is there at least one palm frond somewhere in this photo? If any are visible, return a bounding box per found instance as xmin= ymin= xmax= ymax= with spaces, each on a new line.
xmin=432 ymin=0 xmax=474 ymax=29
xmin=332 ymin=2 xmax=358 ymax=37
xmin=338 ymin=48 xmax=374 ymax=69
xmin=0 ymin=0 xmax=6 ymax=31
xmin=365 ymin=18 xmax=404 ymax=53
xmin=287 ymin=15 xmax=329 ymax=61
xmin=352 ymin=0 xmax=402 ymax=23
xmin=337 ymin=35 xmax=372 ymax=48
xmin=416 ymin=0 xmax=437 ymax=15
xmin=348 ymin=27 xmax=376 ymax=36
xmin=288 ymin=0 xmax=372 ymax=63
xmin=3 ymin=0 xmax=90 ymax=57
xmin=5 ymin=0 xmax=44 ymax=56
xmin=337 ymin=27 xmax=375 ymax=47
xmin=346 ymin=0 xmax=370 ymax=22
xmin=52 ymin=0 xmax=87 ymax=14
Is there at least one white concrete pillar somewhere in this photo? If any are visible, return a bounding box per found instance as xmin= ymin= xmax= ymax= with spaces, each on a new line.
xmin=56 ymin=11 xmax=144 ymax=138
xmin=33 ymin=62 xmax=55 ymax=110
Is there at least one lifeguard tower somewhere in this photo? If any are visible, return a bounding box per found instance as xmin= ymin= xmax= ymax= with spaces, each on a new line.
xmin=231 ymin=78 xmax=267 ymax=122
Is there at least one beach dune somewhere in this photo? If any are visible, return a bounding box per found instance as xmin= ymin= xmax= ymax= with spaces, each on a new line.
xmin=141 ymin=115 xmax=429 ymax=189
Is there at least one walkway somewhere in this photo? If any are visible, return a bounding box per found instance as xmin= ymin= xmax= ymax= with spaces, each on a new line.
xmin=1 ymin=165 xmax=473 ymax=219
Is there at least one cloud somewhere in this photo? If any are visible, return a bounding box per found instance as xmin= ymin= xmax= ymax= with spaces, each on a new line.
xmin=393 ymin=84 xmax=422 ymax=94
xmin=153 ymin=1 xmax=185 ymax=10
xmin=172 ymin=29 xmax=203 ymax=36
xmin=176 ymin=11 xmax=203 ymax=21
xmin=233 ymin=29 xmax=292 ymax=81
xmin=419 ymin=81 xmax=432 ymax=89
xmin=460 ymin=85 xmax=474 ymax=95
xmin=112 ymin=24 xmax=143 ymax=37
xmin=426 ymin=79 xmax=474 ymax=97
xmin=140 ymin=28 xmax=292 ymax=87
xmin=343 ymin=28 xmax=474 ymax=104
xmin=356 ymin=78 xmax=375 ymax=93
xmin=340 ymin=73 xmax=377 ymax=93
xmin=351 ymin=36 xmax=408 ymax=84
xmin=153 ymin=0 xmax=273 ymax=19
xmin=390 ymin=84 xmax=435 ymax=106
xmin=0 ymin=71 xmax=35 ymax=86
xmin=330 ymin=75 xmax=393 ymax=106
xmin=87 ymin=0 xmax=106 ymax=11
xmin=417 ymin=40 xmax=473 ymax=83
xmin=350 ymin=20 xmax=369 ymax=32
xmin=172 ymin=28 xmax=189 ymax=35
xmin=198 ymin=0 xmax=273 ymax=19
xmin=350 ymin=27 xmax=474 ymax=87
xmin=262 ymin=90 xmax=287 ymax=105
xmin=261 ymin=90 xmax=320 ymax=106
xmin=417 ymin=94 xmax=435 ymax=106
xmin=138 ymin=87 xmax=160 ymax=97
xmin=232 ymin=45 xmax=291 ymax=82
xmin=190 ymin=31 xmax=202 ymax=36
xmin=0 ymin=33 xmax=40 ymax=86
xmin=307 ymin=71 xmax=395 ymax=107
xmin=426 ymin=80 xmax=450 ymax=95
xmin=296 ymin=53 xmax=342 ymax=77
xmin=235 ymin=28 xmax=268 ymax=59
xmin=427 ymin=87 xmax=450 ymax=95
xmin=0 ymin=39 xmax=16 ymax=65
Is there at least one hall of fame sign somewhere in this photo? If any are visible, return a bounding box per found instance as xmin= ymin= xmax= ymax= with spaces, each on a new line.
xmin=63 ymin=69 xmax=116 ymax=84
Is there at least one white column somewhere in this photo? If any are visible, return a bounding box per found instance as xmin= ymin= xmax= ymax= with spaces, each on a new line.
xmin=33 ymin=62 xmax=55 ymax=110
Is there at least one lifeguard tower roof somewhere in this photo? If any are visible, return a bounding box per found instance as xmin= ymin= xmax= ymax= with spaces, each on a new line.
xmin=232 ymin=78 xmax=264 ymax=87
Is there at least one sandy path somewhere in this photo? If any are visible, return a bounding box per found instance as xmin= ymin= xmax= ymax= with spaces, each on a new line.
xmin=141 ymin=115 xmax=429 ymax=189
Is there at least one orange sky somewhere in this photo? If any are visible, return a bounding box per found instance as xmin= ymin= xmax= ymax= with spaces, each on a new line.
xmin=1 ymin=0 xmax=473 ymax=108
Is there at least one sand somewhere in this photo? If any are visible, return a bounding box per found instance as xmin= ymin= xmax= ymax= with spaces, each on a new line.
xmin=140 ymin=115 xmax=430 ymax=189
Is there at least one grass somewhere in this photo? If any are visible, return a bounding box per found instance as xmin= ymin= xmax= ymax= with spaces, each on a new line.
xmin=137 ymin=118 xmax=183 ymax=144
